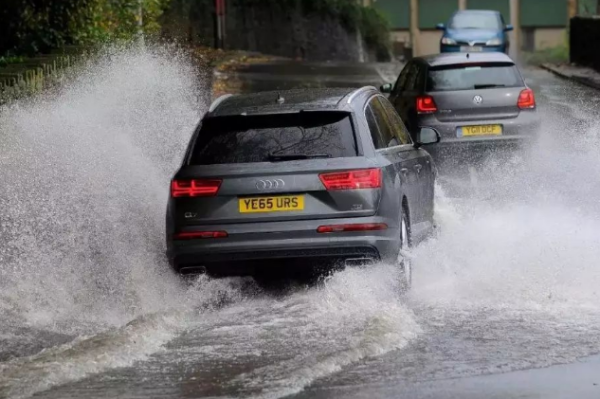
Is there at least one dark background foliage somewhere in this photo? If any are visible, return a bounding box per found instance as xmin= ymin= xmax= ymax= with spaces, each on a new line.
xmin=1 ymin=0 xmax=390 ymax=60
xmin=0 ymin=0 xmax=167 ymax=57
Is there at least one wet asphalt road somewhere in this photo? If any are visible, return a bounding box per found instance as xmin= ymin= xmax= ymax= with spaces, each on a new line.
xmin=2 ymin=58 xmax=600 ymax=399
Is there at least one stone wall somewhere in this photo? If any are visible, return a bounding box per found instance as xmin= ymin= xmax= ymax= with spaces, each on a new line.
xmin=225 ymin=1 xmax=365 ymax=62
xmin=162 ymin=0 xmax=386 ymax=62
xmin=162 ymin=0 xmax=216 ymax=48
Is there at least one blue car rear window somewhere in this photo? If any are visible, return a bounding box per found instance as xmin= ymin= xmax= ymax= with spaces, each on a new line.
xmin=449 ymin=13 xmax=502 ymax=30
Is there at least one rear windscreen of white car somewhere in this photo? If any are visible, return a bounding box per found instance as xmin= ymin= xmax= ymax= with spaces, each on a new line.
xmin=189 ymin=111 xmax=358 ymax=165
xmin=427 ymin=63 xmax=524 ymax=92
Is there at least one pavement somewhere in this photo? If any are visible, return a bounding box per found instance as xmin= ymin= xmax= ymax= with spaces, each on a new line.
xmin=540 ymin=62 xmax=600 ymax=90
xmin=297 ymin=355 xmax=600 ymax=399
xmin=3 ymin=57 xmax=600 ymax=399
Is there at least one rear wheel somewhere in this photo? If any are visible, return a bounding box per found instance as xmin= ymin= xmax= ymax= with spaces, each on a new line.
xmin=399 ymin=208 xmax=412 ymax=292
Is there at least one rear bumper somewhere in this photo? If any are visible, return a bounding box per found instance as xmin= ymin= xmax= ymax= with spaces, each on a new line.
xmin=423 ymin=135 xmax=528 ymax=160
xmin=419 ymin=112 xmax=539 ymax=163
xmin=419 ymin=111 xmax=540 ymax=140
xmin=167 ymin=216 xmax=399 ymax=276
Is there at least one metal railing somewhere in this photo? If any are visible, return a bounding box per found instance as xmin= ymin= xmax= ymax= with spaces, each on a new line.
xmin=0 ymin=46 xmax=89 ymax=105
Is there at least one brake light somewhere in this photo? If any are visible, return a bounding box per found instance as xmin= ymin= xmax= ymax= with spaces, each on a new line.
xmin=317 ymin=223 xmax=388 ymax=233
xmin=171 ymin=179 xmax=222 ymax=197
xmin=518 ymin=88 xmax=536 ymax=109
xmin=416 ymin=95 xmax=438 ymax=113
xmin=319 ymin=169 xmax=381 ymax=190
xmin=174 ymin=231 xmax=228 ymax=240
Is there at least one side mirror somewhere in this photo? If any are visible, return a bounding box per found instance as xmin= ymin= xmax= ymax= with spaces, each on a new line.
xmin=505 ymin=24 xmax=514 ymax=32
xmin=436 ymin=23 xmax=445 ymax=30
xmin=380 ymin=83 xmax=393 ymax=94
xmin=415 ymin=127 xmax=441 ymax=148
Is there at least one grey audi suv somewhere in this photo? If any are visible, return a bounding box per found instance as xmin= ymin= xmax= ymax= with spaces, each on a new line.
xmin=166 ymin=87 xmax=440 ymax=287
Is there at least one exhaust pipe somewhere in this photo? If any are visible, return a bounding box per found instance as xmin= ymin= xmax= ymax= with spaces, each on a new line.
xmin=344 ymin=258 xmax=375 ymax=267
xmin=179 ymin=266 xmax=208 ymax=275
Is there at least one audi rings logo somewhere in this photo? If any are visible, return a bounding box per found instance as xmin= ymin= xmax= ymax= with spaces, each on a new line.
xmin=473 ymin=95 xmax=483 ymax=105
xmin=256 ymin=179 xmax=285 ymax=190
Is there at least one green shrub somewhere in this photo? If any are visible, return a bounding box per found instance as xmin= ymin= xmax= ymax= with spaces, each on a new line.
xmin=522 ymin=44 xmax=569 ymax=66
xmin=0 ymin=55 xmax=26 ymax=67
xmin=360 ymin=6 xmax=391 ymax=49
xmin=1 ymin=0 xmax=170 ymax=57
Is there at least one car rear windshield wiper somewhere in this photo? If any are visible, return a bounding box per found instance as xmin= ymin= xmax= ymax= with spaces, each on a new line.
xmin=267 ymin=153 xmax=332 ymax=162
xmin=474 ymin=84 xmax=506 ymax=89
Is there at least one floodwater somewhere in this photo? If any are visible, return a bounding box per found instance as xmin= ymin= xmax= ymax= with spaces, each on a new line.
xmin=1 ymin=47 xmax=600 ymax=399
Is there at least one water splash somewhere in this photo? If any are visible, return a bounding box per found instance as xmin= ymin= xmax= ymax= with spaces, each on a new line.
xmin=0 ymin=46 xmax=208 ymax=345
xmin=412 ymin=74 xmax=600 ymax=311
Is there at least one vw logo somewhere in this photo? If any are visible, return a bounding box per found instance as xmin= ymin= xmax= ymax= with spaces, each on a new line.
xmin=473 ymin=95 xmax=483 ymax=105
xmin=256 ymin=179 xmax=285 ymax=190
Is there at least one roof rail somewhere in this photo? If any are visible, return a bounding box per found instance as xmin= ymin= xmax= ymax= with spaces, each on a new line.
xmin=208 ymin=94 xmax=234 ymax=113
xmin=346 ymin=86 xmax=377 ymax=104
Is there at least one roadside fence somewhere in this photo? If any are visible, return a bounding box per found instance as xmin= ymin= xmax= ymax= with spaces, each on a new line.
xmin=570 ymin=16 xmax=600 ymax=70
xmin=0 ymin=46 xmax=90 ymax=105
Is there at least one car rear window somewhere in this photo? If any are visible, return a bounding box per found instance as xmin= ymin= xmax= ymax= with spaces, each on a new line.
xmin=427 ymin=63 xmax=523 ymax=92
xmin=189 ymin=112 xmax=357 ymax=165
xmin=449 ymin=13 xmax=502 ymax=30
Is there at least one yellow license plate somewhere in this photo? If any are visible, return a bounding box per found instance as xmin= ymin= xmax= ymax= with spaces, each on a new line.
xmin=239 ymin=195 xmax=305 ymax=213
xmin=458 ymin=124 xmax=503 ymax=137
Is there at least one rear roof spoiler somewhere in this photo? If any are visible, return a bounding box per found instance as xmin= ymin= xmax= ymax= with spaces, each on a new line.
xmin=208 ymin=94 xmax=234 ymax=114
xmin=344 ymin=86 xmax=377 ymax=105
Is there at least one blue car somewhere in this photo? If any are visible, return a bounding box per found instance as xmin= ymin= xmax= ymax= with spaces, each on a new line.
xmin=437 ymin=10 xmax=513 ymax=54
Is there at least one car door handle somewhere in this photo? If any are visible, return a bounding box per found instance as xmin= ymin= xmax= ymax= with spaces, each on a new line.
xmin=414 ymin=165 xmax=422 ymax=173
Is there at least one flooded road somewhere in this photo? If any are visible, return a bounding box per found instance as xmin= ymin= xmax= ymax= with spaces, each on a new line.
xmin=1 ymin=48 xmax=600 ymax=398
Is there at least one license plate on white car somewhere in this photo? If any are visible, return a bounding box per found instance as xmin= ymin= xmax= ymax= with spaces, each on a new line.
xmin=460 ymin=46 xmax=482 ymax=52
xmin=457 ymin=124 xmax=503 ymax=137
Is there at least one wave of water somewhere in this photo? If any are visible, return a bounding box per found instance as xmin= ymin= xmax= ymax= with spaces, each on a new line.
xmin=0 ymin=46 xmax=209 ymax=361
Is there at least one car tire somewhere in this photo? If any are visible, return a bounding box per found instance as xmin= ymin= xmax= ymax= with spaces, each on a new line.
xmin=398 ymin=207 xmax=412 ymax=292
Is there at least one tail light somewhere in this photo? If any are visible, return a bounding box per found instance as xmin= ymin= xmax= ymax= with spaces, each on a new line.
xmin=171 ymin=179 xmax=222 ymax=197
xmin=317 ymin=223 xmax=388 ymax=233
xmin=319 ymin=169 xmax=381 ymax=190
xmin=518 ymin=88 xmax=536 ymax=109
xmin=174 ymin=231 xmax=228 ymax=240
xmin=416 ymin=95 xmax=438 ymax=113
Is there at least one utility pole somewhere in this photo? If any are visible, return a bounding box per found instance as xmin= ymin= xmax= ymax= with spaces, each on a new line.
xmin=458 ymin=0 xmax=467 ymax=10
xmin=509 ymin=0 xmax=520 ymax=61
xmin=215 ymin=0 xmax=226 ymax=49
xmin=221 ymin=0 xmax=227 ymax=49
xmin=138 ymin=0 xmax=144 ymax=46
xmin=410 ymin=0 xmax=420 ymax=57
xmin=355 ymin=0 xmax=366 ymax=62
